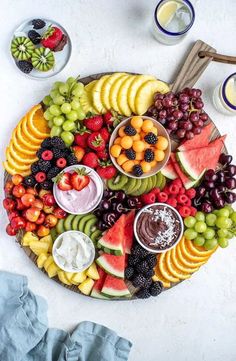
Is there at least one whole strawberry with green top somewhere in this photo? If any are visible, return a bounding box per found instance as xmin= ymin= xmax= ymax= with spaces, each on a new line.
xmin=87 ymin=131 xmax=106 ymax=152
xmin=41 ymin=25 xmax=63 ymax=50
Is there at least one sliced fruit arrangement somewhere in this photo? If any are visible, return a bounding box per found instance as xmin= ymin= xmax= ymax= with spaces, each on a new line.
xmin=3 ymin=104 xmax=50 ymax=176
xmin=80 ymin=73 xmax=169 ymax=116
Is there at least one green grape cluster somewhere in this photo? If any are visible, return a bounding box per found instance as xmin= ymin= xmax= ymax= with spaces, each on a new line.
xmin=42 ymin=77 xmax=86 ymax=146
xmin=184 ymin=205 xmax=236 ymax=250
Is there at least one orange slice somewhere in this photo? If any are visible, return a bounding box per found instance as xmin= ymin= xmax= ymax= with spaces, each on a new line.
xmin=6 ymin=147 xmax=37 ymax=166
xmin=158 ymin=252 xmax=179 ymax=283
xmin=176 ymin=244 xmax=206 ymax=269
xmin=153 ymin=264 xmax=171 ymax=288
xmin=165 ymin=250 xmax=190 ymax=280
xmin=179 ymin=238 xmax=209 ymax=263
xmin=21 ymin=116 xmax=43 ymax=145
xmin=171 ymin=246 xmax=199 ymax=274
xmin=3 ymin=161 xmax=31 ymax=176
xmin=185 ymin=239 xmax=218 ymax=257
xmin=6 ymin=151 xmax=30 ymax=171
xmin=27 ymin=104 xmax=50 ymax=139
xmin=15 ymin=124 xmax=39 ymax=151
xmin=11 ymin=131 xmax=37 ymax=156
xmin=8 ymin=142 xmax=37 ymax=164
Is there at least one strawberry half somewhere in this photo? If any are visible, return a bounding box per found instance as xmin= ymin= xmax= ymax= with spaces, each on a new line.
xmin=70 ymin=167 xmax=90 ymax=191
xmin=41 ymin=26 xmax=63 ymax=50
xmin=56 ymin=172 xmax=72 ymax=191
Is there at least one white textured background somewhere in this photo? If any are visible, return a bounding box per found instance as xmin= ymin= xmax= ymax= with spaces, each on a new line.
xmin=1 ymin=1 xmax=236 ymax=360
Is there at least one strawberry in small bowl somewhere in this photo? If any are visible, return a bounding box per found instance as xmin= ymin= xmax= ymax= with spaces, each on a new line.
xmin=53 ymin=165 xmax=103 ymax=215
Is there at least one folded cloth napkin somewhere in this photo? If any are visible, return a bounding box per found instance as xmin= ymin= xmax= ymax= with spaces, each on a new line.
xmin=0 ymin=271 xmax=132 ymax=361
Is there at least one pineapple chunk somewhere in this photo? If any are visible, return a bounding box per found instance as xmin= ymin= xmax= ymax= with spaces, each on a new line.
xmin=22 ymin=232 xmax=39 ymax=246
xmin=57 ymin=271 xmax=72 ymax=285
xmin=29 ymin=241 xmax=49 ymax=256
xmin=43 ymin=255 xmax=54 ymax=272
xmin=47 ymin=262 xmax=60 ymax=278
xmin=64 ymin=272 xmax=74 ymax=283
xmin=71 ymin=271 xmax=87 ymax=285
xmin=37 ymin=253 xmax=49 ymax=269
xmin=39 ymin=235 xmax=53 ymax=253
xmin=78 ymin=278 xmax=95 ymax=295
xmin=86 ymin=262 xmax=100 ymax=280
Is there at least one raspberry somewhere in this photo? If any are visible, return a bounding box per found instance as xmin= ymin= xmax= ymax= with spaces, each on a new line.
xmin=141 ymin=192 xmax=156 ymax=205
xmin=35 ymin=172 xmax=46 ymax=183
xmin=156 ymin=192 xmax=168 ymax=202
xmin=184 ymin=198 xmax=191 ymax=207
xmin=178 ymin=206 xmax=191 ymax=218
xmin=177 ymin=194 xmax=189 ymax=205
xmin=151 ymin=187 xmax=160 ymax=196
xmin=185 ymin=188 xmax=196 ymax=199
xmin=41 ymin=150 xmax=53 ymax=161
xmin=56 ymin=157 xmax=67 ymax=168
xmin=168 ymin=184 xmax=179 ymax=195
xmin=179 ymin=187 xmax=186 ymax=194
xmin=166 ymin=198 xmax=177 ymax=208
xmin=163 ymin=186 xmax=170 ymax=195
xmin=172 ymin=178 xmax=182 ymax=188
xmin=190 ymin=206 xmax=197 ymax=216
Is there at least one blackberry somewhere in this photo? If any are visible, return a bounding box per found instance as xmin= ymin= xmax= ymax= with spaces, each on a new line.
xmin=41 ymin=137 xmax=52 ymax=149
xmin=67 ymin=154 xmax=78 ymax=166
xmin=47 ymin=167 xmax=60 ymax=180
xmin=28 ymin=30 xmax=41 ymax=44
xmin=143 ymin=268 xmax=155 ymax=279
xmin=124 ymin=125 xmax=137 ymax=136
xmin=51 ymin=137 xmax=66 ymax=149
xmin=32 ymin=19 xmax=46 ymax=29
xmin=23 ymin=175 xmax=36 ymax=187
xmin=128 ymin=255 xmax=140 ymax=267
xmin=52 ymin=148 xmax=67 ymax=159
xmin=149 ymin=281 xmax=163 ymax=297
xmin=144 ymin=132 xmax=158 ymax=145
xmin=132 ymin=165 xmax=143 ymax=177
xmin=125 ymin=267 xmax=134 ymax=280
xmin=145 ymin=254 xmax=157 ymax=268
xmin=144 ymin=149 xmax=154 ymax=162
xmin=136 ymin=288 xmax=151 ymax=299
xmin=40 ymin=180 xmax=53 ymax=190
xmin=132 ymin=274 xmax=146 ymax=288
xmin=17 ymin=60 xmax=33 ymax=74
xmin=125 ymin=148 xmax=136 ymax=160
xmin=136 ymin=260 xmax=150 ymax=274
xmin=143 ymin=278 xmax=152 ymax=289
xmin=132 ymin=244 xmax=149 ymax=259
xmin=31 ymin=162 xmax=40 ymax=175
xmin=38 ymin=160 xmax=51 ymax=172
xmin=36 ymin=148 xmax=44 ymax=159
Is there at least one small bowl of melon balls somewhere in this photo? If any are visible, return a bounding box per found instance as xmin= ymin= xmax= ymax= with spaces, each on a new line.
xmin=109 ymin=116 xmax=171 ymax=178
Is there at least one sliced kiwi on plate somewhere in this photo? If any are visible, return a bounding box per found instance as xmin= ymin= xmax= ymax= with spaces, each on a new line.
xmin=31 ymin=47 xmax=55 ymax=71
xmin=11 ymin=37 xmax=35 ymax=60
xmin=107 ymin=173 xmax=128 ymax=190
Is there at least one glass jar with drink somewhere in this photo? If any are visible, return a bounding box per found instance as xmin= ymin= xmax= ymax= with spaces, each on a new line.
xmin=213 ymin=73 xmax=236 ymax=116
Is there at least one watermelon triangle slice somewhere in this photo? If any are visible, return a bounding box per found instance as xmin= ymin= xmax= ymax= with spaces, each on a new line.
xmin=97 ymin=214 xmax=125 ymax=255
xmin=90 ymin=267 xmax=108 ymax=299
xmin=96 ymin=253 xmax=125 ymax=279
xmin=123 ymin=210 xmax=135 ymax=254
xmin=178 ymin=122 xmax=214 ymax=151
xmin=161 ymin=159 xmax=178 ymax=180
xmin=177 ymin=135 xmax=226 ymax=180
xmin=101 ymin=274 xmax=130 ymax=297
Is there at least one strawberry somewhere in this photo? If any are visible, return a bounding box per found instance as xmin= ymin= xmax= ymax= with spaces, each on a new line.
xmin=100 ymin=127 xmax=110 ymax=143
xmin=103 ymin=110 xmax=122 ymax=128
xmin=74 ymin=128 xmax=91 ymax=148
xmin=96 ymin=163 xmax=117 ymax=179
xmin=82 ymin=152 xmax=99 ymax=168
xmin=97 ymin=149 xmax=109 ymax=161
xmin=70 ymin=168 xmax=90 ymax=191
xmin=84 ymin=115 xmax=103 ymax=132
xmin=87 ymin=132 xmax=106 ymax=152
xmin=56 ymin=172 xmax=72 ymax=191
xmin=72 ymin=146 xmax=85 ymax=162
xmin=41 ymin=26 xmax=63 ymax=50
xmin=103 ymin=112 xmax=113 ymax=126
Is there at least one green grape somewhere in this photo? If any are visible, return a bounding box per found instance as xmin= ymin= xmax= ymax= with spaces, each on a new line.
xmin=184 ymin=229 xmax=197 ymax=240
xmin=66 ymin=77 xmax=76 ymax=84
xmin=213 ymin=210 xmax=219 ymax=216
xmin=49 ymin=104 xmax=62 ymax=116
xmin=77 ymin=109 xmax=86 ymax=120
xmin=204 ymin=238 xmax=218 ymax=250
xmin=59 ymin=83 xmax=69 ymax=96
xmin=230 ymin=211 xmax=236 ymax=223
xmin=203 ymin=228 xmax=215 ymax=240
xmin=61 ymin=103 xmax=71 ymax=114
xmin=61 ymin=131 xmax=74 ymax=145
xmin=44 ymin=109 xmax=54 ymax=121
xmin=215 ymin=216 xmax=232 ymax=229
xmin=53 ymin=81 xmax=64 ymax=89
xmin=206 ymin=213 xmax=217 ymax=227
xmin=217 ymin=208 xmax=230 ymax=217
xmin=72 ymin=83 xmax=84 ymax=97
xmin=66 ymin=110 xmax=78 ymax=121
xmin=53 ymin=116 xmax=65 ymax=126
xmin=193 ymin=236 xmax=205 ymax=246
xmin=62 ymin=120 xmax=75 ymax=132
xmin=50 ymin=89 xmax=60 ymax=100
xmin=184 ymin=216 xmax=196 ymax=228
xmin=195 ymin=211 xmax=205 ymax=222
xmin=71 ymin=98 xmax=81 ymax=110
xmin=226 ymin=230 xmax=234 ymax=239
xmin=225 ymin=205 xmax=234 ymax=215
xmin=217 ymin=229 xmax=228 ymax=238
xmin=50 ymin=126 xmax=62 ymax=137
xmin=218 ymin=238 xmax=229 ymax=248
xmin=194 ymin=221 xmax=207 ymax=233
xmin=43 ymin=95 xmax=52 ymax=106
xmin=48 ymin=119 xmax=53 ymax=128
xmin=53 ymin=95 xmax=66 ymax=105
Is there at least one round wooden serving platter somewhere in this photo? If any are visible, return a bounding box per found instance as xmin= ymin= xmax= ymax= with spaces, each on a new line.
xmin=4 ymin=40 xmax=227 ymax=300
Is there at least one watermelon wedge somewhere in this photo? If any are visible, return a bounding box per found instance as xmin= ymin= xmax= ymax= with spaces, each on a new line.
xmin=91 ymin=268 xmax=108 ymax=299
xmin=178 ymin=122 xmax=214 ymax=151
xmin=97 ymin=215 xmax=125 ymax=255
xmin=96 ymin=254 xmax=125 ymax=278
xmin=161 ymin=160 xmax=178 ymax=180
xmin=101 ymin=274 xmax=130 ymax=297
xmin=123 ymin=211 xmax=135 ymax=254
xmin=177 ymin=135 xmax=226 ymax=180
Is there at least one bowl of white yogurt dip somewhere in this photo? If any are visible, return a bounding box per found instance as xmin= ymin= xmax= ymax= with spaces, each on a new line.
xmin=52 ymin=230 xmax=95 ymax=273
xmin=53 ymin=165 xmax=104 ymax=215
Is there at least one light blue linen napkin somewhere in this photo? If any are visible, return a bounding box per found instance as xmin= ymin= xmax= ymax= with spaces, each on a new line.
xmin=0 ymin=271 xmax=132 ymax=361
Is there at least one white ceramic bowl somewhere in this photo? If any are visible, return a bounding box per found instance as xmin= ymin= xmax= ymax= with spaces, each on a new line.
xmin=134 ymin=203 xmax=184 ymax=253
xmin=53 ymin=165 xmax=104 ymax=215
xmin=52 ymin=230 xmax=95 ymax=273
xmin=109 ymin=116 xmax=171 ymax=179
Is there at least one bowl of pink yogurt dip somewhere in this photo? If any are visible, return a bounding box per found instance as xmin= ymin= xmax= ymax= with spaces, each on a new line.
xmin=53 ymin=165 xmax=104 ymax=215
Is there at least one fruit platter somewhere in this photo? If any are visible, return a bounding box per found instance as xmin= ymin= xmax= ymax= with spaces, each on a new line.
xmin=3 ymin=41 xmax=236 ymax=300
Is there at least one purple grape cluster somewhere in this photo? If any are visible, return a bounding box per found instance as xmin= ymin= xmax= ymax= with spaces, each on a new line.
xmin=193 ymin=154 xmax=236 ymax=213
xmin=94 ymin=190 xmax=142 ymax=231
xmin=147 ymin=88 xmax=209 ymax=141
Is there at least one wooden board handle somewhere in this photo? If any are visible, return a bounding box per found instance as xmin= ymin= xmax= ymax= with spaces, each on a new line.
xmin=171 ymin=40 xmax=216 ymax=93
xmin=199 ymin=51 xmax=236 ymax=65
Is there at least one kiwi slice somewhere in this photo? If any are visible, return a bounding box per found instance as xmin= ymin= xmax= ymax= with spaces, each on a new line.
xmin=129 ymin=179 xmax=142 ymax=195
xmin=56 ymin=219 xmax=65 ymax=234
xmin=72 ymin=215 xmax=84 ymax=230
xmin=78 ymin=214 xmax=95 ymax=233
xmin=84 ymin=217 xmax=98 ymax=237
xmin=50 ymin=228 xmax=58 ymax=241
xmin=11 ymin=37 xmax=35 ymax=60
xmin=64 ymin=214 xmax=76 ymax=231
xmin=144 ymin=176 xmax=153 ymax=194
xmin=90 ymin=229 xmax=102 ymax=243
xmin=160 ymin=175 xmax=166 ymax=190
xmin=153 ymin=172 xmax=163 ymax=188
xmin=107 ymin=174 xmax=128 ymax=191
xmin=124 ymin=178 xmax=137 ymax=194
xmin=132 ymin=178 xmax=149 ymax=196
xmin=31 ymin=47 xmax=55 ymax=72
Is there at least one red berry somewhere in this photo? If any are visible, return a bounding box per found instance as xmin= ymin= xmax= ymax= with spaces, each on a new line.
xmin=74 ymin=129 xmax=91 ymax=148
xmin=166 ymin=198 xmax=177 ymax=208
xmin=35 ymin=172 xmax=46 ymax=183
xmin=168 ymin=184 xmax=179 ymax=195
xmin=178 ymin=206 xmax=191 ymax=218
xmin=100 ymin=127 xmax=110 ymax=142
xmin=41 ymin=150 xmax=53 ymax=161
xmin=151 ymin=187 xmax=160 ymax=196
xmin=6 ymin=224 xmax=17 ymax=236
xmin=96 ymin=165 xmax=117 ymax=179
xmin=56 ymin=157 xmax=67 ymax=168
xmin=179 ymin=187 xmax=186 ymax=194
xmin=185 ymin=188 xmax=196 ymax=199
xmin=141 ymin=192 xmax=156 ymax=205
xmin=97 ymin=149 xmax=109 ymax=161
xmin=177 ymin=194 xmax=189 ymax=205
xmin=172 ymin=178 xmax=182 ymax=188
xmin=156 ymin=192 xmax=168 ymax=203
xmin=103 ymin=112 xmax=113 ymax=126
xmin=190 ymin=206 xmax=197 ymax=216
xmin=82 ymin=152 xmax=99 ymax=168
xmin=184 ymin=198 xmax=191 ymax=207
xmin=84 ymin=115 xmax=103 ymax=132
xmin=163 ymin=186 xmax=170 ymax=195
